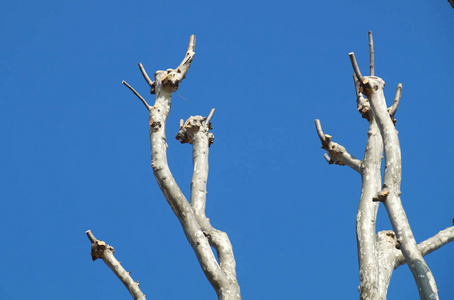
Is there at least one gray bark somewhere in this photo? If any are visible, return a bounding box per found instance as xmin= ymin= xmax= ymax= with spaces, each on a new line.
xmin=86 ymin=230 xmax=146 ymax=300
xmin=316 ymin=32 xmax=453 ymax=300
xmin=123 ymin=35 xmax=240 ymax=300
xmin=364 ymin=76 xmax=438 ymax=300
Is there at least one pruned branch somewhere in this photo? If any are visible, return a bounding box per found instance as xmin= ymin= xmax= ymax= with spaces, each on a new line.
xmin=314 ymin=119 xmax=361 ymax=172
xmin=357 ymin=33 xmax=439 ymax=298
xmin=179 ymin=112 xmax=238 ymax=287
xmin=85 ymin=230 xmax=146 ymax=300
xmin=388 ymin=83 xmax=402 ymax=124
xmin=204 ymin=108 xmax=216 ymax=126
xmin=175 ymin=34 xmax=196 ymax=79
xmin=123 ymin=35 xmax=240 ymax=300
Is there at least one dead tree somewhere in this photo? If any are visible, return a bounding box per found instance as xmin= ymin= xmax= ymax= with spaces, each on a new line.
xmin=315 ymin=32 xmax=454 ymax=300
xmin=86 ymin=35 xmax=241 ymax=300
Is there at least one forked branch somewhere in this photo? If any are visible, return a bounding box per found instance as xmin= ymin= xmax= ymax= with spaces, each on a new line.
xmin=122 ymin=35 xmax=240 ymax=300
xmin=351 ymin=33 xmax=439 ymax=299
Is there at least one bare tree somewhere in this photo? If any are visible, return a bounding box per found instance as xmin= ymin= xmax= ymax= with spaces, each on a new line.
xmin=86 ymin=35 xmax=241 ymax=300
xmin=315 ymin=32 xmax=454 ymax=300
xmin=85 ymin=33 xmax=453 ymax=300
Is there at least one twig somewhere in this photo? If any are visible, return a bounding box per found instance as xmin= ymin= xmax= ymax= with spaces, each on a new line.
xmin=388 ymin=83 xmax=402 ymax=124
xmin=349 ymin=52 xmax=365 ymax=85
xmin=205 ymin=108 xmax=216 ymax=125
xmin=369 ymin=31 xmax=375 ymax=76
xmin=122 ymin=81 xmax=151 ymax=111
xmin=85 ymin=230 xmax=146 ymax=300
xmin=138 ymin=63 xmax=155 ymax=94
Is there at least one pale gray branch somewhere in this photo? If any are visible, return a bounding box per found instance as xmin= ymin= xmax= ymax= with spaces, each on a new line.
xmin=349 ymin=52 xmax=365 ymax=85
xmin=204 ymin=108 xmax=216 ymax=126
xmin=182 ymin=114 xmax=239 ymax=291
xmin=369 ymin=31 xmax=375 ymax=76
xmin=122 ymin=80 xmax=151 ymax=111
xmin=126 ymin=36 xmax=240 ymax=300
xmin=356 ymin=118 xmax=382 ymax=300
xmin=138 ymin=63 xmax=155 ymax=94
xmin=175 ymin=34 xmax=196 ymax=81
xmin=353 ymin=74 xmax=370 ymax=119
xmin=388 ymin=83 xmax=402 ymax=124
xmin=365 ymin=76 xmax=439 ymax=299
xmin=85 ymin=230 xmax=146 ymax=300
xmin=395 ymin=226 xmax=454 ymax=268
xmin=314 ymin=119 xmax=361 ymax=172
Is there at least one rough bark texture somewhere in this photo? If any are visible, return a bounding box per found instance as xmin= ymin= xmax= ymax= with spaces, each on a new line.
xmin=316 ymin=32 xmax=454 ymax=300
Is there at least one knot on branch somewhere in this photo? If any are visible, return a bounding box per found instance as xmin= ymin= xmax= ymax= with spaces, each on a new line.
xmin=90 ymin=240 xmax=114 ymax=261
xmin=149 ymin=118 xmax=162 ymax=131
xmin=155 ymin=69 xmax=184 ymax=93
xmin=320 ymin=136 xmax=346 ymax=166
xmin=176 ymin=116 xmax=214 ymax=146
xmin=373 ymin=190 xmax=389 ymax=202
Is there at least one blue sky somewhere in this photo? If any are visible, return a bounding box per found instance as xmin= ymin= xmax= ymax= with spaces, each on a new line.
xmin=1 ymin=1 xmax=453 ymax=299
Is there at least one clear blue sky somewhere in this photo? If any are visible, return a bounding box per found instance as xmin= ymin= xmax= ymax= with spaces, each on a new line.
xmin=1 ymin=1 xmax=453 ymax=299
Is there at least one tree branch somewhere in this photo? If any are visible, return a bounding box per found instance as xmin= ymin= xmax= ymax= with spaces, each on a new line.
xmin=387 ymin=83 xmax=402 ymax=125
xmin=138 ymin=63 xmax=156 ymax=94
xmin=395 ymin=226 xmax=454 ymax=268
xmin=314 ymin=119 xmax=361 ymax=172
xmin=369 ymin=31 xmax=375 ymax=76
xmin=85 ymin=230 xmax=146 ymax=300
xmin=349 ymin=52 xmax=366 ymax=86
xmin=365 ymin=75 xmax=439 ymax=299
xmin=125 ymin=36 xmax=240 ymax=300
xmin=353 ymin=74 xmax=371 ymax=120
xmin=176 ymin=112 xmax=239 ymax=295
xmin=122 ymin=80 xmax=152 ymax=111
xmin=356 ymin=118 xmax=383 ymax=300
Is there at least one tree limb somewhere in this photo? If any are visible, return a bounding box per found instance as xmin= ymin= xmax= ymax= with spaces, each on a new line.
xmin=314 ymin=119 xmax=361 ymax=172
xmin=124 ymin=35 xmax=240 ymax=300
xmin=395 ymin=226 xmax=454 ymax=268
xmin=85 ymin=230 xmax=146 ymax=300
xmin=176 ymin=112 xmax=239 ymax=294
xmin=353 ymin=74 xmax=371 ymax=120
xmin=363 ymin=73 xmax=439 ymax=299
xmin=387 ymin=83 xmax=402 ymax=125
xmin=122 ymin=80 xmax=152 ymax=111
xmin=369 ymin=31 xmax=375 ymax=76
xmin=138 ymin=63 xmax=156 ymax=94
